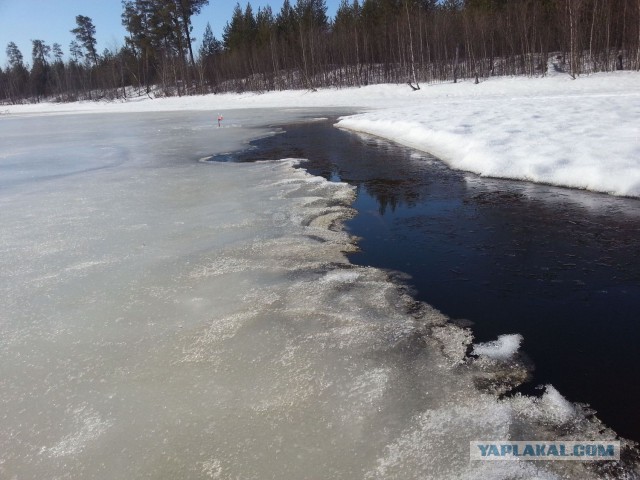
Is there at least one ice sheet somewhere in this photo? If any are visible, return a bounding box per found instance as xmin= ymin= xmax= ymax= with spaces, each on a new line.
xmin=0 ymin=111 xmax=637 ymax=479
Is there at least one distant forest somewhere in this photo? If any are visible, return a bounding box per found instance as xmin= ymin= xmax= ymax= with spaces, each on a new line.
xmin=2 ymin=0 xmax=640 ymax=103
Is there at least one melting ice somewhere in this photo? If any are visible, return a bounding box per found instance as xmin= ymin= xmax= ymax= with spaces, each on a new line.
xmin=0 ymin=110 xmax=638 ymax=479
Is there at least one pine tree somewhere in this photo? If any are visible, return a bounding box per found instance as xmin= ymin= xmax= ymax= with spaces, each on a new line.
xmin=256 ymin=6 xmax=275 ymax=48
xmin=71 ymin=15 xmax=99 ymax=66
xmin=6 ymin=42 xmax=24 ymax=69
xmin=295 ymin=0 xmax=328 ymax=28
xmin=277 ymin=0 xmax=297 ymax=37
xmin=5 ymin=42 xmax=29 ymax=102
xmin=30 ymin=40 xmax=51 ymax=100
xmin=31 ymin=40 xmax=51 ymax=66
xmin=52 ymin=43 xmax=64 ymax=63
xmin=199 ymin=22 xmax=222 ymax=58
xmin=121 ymin=0 xmax=156 ymax=91
xmin=174 ymin=0 xmax=210 ymax=69
xmin=50 ymin=43 xmax=66 ymax=97
xmin=69 ymin=41 xmax=84 ymax=62
xmin=223 ymin=4 xmax=247 ymax=51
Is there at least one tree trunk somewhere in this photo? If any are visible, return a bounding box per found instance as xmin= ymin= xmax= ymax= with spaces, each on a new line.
xmin=405 ymin=0 xmax=420 ymax=90
xmin=454 ymin=43 xmax=460 ymax=83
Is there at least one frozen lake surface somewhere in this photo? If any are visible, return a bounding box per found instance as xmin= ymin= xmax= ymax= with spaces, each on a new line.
xmin=1 ymin=110 xmax=638 ymax=479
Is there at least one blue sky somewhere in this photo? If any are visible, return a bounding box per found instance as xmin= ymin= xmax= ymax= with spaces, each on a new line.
xmin=0 ymin=0 xmax=340 ymax=67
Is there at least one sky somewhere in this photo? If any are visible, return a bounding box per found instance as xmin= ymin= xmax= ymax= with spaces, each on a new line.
xmin=0 ymin=0 xmax=340 ymax=67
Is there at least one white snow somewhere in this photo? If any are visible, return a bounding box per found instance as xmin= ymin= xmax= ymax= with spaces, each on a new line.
xmin=472 ymin=333 xmax=524 ymax=361
xmin=3 ymin=70 xmax=640 ymax=198
xmin=540 ymin=385 xmax=577 ymax=423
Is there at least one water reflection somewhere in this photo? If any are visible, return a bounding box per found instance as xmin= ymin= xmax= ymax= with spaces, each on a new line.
xmin=213 ymin=117 xmax=640 ymax=442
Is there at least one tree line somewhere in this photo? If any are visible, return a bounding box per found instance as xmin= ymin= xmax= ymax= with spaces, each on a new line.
xmin=2 ymin=0 xmax=640 ymax=104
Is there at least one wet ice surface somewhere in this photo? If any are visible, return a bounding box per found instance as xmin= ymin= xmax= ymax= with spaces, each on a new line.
xmin=1 ymin=111 xmax=639 ymax=479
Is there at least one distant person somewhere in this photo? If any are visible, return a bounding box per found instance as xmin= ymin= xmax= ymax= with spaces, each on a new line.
xmin=217 ymin=114 xmax=223 ymax=127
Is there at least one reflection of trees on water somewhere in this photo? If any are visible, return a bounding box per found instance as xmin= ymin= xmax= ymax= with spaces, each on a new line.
xmin=359 ymin=180 xmax=423 ymax=215
xmin=226 ymin=118 xmax=433 ymax=216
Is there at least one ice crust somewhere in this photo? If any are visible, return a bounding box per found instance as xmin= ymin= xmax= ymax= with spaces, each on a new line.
xmin=0 ymin=112 xmax=638 ymax=479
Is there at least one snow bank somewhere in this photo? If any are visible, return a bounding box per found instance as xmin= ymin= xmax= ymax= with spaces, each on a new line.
xmin=336 ymin=79 xmax=640 ymax=197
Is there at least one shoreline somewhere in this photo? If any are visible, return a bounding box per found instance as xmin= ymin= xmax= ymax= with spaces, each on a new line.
xmin=3 ymin=70 xmax=639 ymax=199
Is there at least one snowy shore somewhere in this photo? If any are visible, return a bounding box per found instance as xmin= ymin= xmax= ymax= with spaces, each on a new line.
xmin=4 ymin=71 xmax=640 ymax=198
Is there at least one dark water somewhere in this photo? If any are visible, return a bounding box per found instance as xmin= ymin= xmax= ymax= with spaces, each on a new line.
xmin=215 ymin=117 xmax=640 ymax=443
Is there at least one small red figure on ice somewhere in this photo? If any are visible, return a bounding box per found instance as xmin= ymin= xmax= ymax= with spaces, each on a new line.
xmin=217 ymin=114 xmax=223 ymax=127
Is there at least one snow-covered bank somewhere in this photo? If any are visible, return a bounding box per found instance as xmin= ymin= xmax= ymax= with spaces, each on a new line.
xmin=4 ymin=71 xmax=639 ymax=198
xmin=336 ymin=76 xmax=640 ymax=198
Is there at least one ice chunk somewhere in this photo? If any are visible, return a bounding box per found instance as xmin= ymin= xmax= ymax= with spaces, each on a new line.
xmin=472 ymin=334 xmax=523 ymax=360
xmin=540 ymin=384 xmax=576 ymax=423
